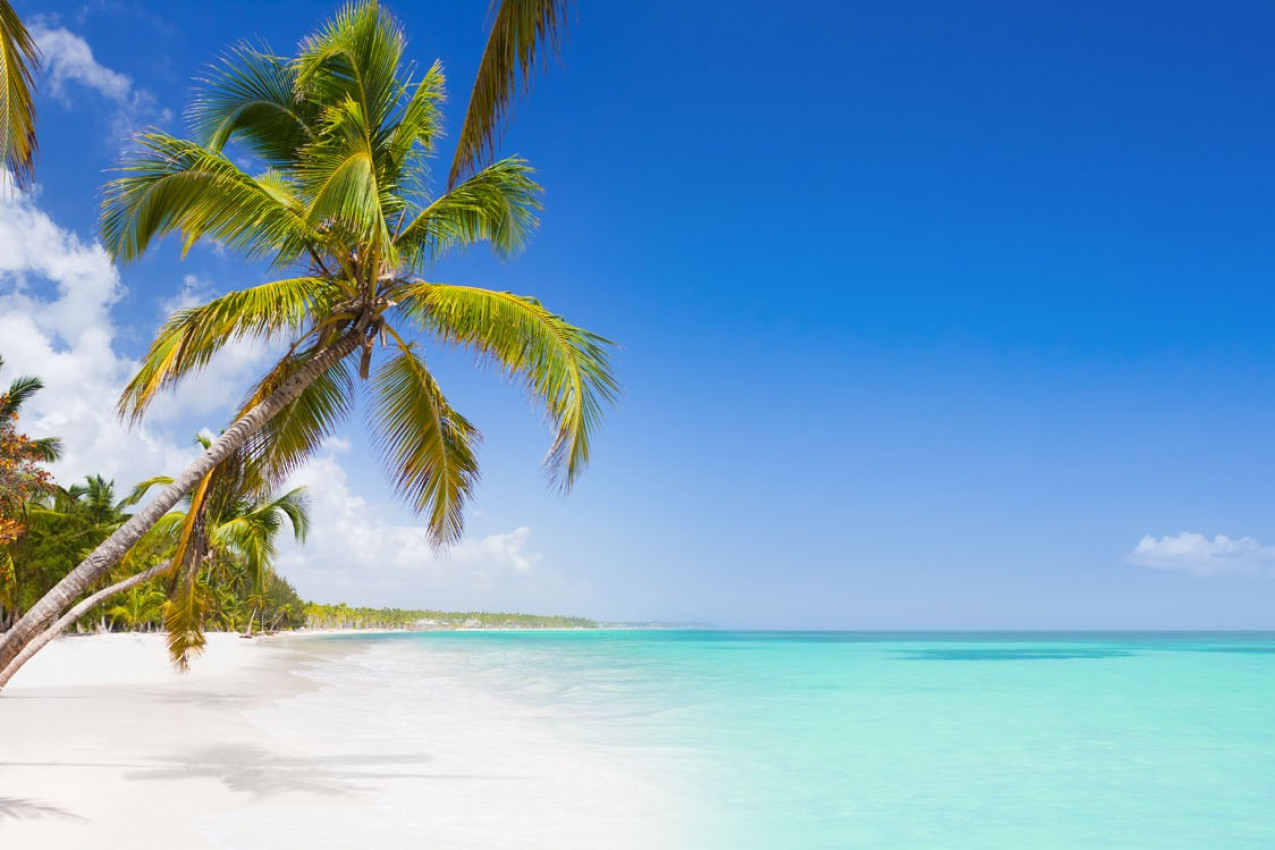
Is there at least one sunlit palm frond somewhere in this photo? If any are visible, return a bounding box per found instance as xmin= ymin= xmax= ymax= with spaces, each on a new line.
xmin=118 ymin=277 xmax=334 ymax=421
xmin=121 ymin=475 xmax=176 ymax=509
xmin=396 ymin=157 xmax=540 ymax=264
xmin=297 ymin=99 xmax=395 ymax=255
xmin=27 ymin=437 xmax=60 ymax=463
xmin=101 ymin=133 xmax=317 ymax=264
xmin=402 ymin=282 xmax=615 ymax=489
xmin=189 ymin=41 xmax=315 ymax=164
xmin=295 ymin=0 xmax=407 ymax=136
xmin=369 ymin=345 xmax=480 ymax=545
xmin=0 ymin=0 xmax=39 ymax=188
xmin=266 ymin=487 xmax=311 ymax=544
xmin=449 ymin=0 xmax=570 ymax=186
xmin=163 ymin=476 xmax=213 ymax=669
xmin=386 ymin=60 xmax=445 ymax=176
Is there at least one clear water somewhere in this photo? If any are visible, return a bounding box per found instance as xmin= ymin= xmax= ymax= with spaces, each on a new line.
xmin=321 ymin=631 xmax=1275 ymax=848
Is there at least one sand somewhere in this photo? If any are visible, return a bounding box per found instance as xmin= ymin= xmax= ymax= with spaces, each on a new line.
xmin=0 ymin=632 xmax=672 ymax=849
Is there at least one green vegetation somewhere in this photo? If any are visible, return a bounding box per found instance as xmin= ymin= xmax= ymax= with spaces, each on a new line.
xmin=0 ymin=0 xmax=41 ymax=187
xmin=303 ymin=603 xmax=596 ymax=631
xmin=0 ymin=1 xmax=607 ymax=685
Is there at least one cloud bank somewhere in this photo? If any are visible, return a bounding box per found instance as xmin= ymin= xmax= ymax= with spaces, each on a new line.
xmin=1127 ymin=532 xmax=1275 ymax=577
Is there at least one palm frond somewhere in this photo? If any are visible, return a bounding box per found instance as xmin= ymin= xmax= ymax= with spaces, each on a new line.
xmin=118 ymin=276 xmax=335 ymax=421
xmin=101 ymin=133 xmax=318 ymax=265
xmin=297 ymin=102 xmax=394 ymax=253
xmin=27 ymin=436 xmax=60 ymax=463
xmin=386 ymin=60 xmax=445 ymax=175
xmin=402 ymin=282 xmax=615 ymax=490
xmin=449 ymin=0 xmax=570 ymax=186
xmin=369 ymin=345 xmax=480 ymax=545
xmin=0 ymin=0 xmax=39 ymax=188
xmin=163 ymin=475 xmax=212 ymax=669
xmin=294 ymin=0 xmax=407 ymax=136
xmin=396 ymin=157 xmax=540 ymax=263
xmin=189 ymin=41 xmax=315 ymax=164
xmin=121 ymin=475 xmax=177 ymax=508
xmin=1 ymin=373 xmax=41 ymax=417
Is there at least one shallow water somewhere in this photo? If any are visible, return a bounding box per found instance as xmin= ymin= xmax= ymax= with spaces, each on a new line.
xmin=314 ymin=631 xmax=1275 ymax=848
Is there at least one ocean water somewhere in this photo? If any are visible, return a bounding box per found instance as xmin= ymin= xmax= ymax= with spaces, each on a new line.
xmin=303 ymin=631 xmax=1275 ymax=848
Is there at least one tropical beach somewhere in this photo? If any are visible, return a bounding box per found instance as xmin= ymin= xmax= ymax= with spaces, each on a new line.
xmin=5 ymin=0 xmax=1275 ymax=846
xmin=0 ymin=633 xmax=680 ymax=848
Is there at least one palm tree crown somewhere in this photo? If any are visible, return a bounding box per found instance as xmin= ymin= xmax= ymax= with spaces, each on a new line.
xmin=101 ymin=0 xmax=616 ymax=548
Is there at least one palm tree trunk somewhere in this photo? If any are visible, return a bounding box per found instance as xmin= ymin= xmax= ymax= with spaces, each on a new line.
xmin=0 ymin=330 xmax=361 ymax=685
xmin=0 ymin=559 xmax=169 ymax=688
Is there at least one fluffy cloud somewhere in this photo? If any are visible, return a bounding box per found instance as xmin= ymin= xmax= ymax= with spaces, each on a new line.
xmin=30 ymin=23 xmax=168 ymax=138
xmin=0 ymin=173 xmax=193 ymax=485
xmin=1127 ymin=533 xmax=1275 ymax=577
xmin=275 ymin=445 xmax=564 ymax=609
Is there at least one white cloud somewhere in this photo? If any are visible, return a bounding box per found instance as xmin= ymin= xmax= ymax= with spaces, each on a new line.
xmin=0 ymin=173 xmax=272 ymax=489
xmin=1127 ymin=532 xmax=1275 ymax=577
xmin=30 ymin=23 xmax=168 ymax=138
xmin=276 ymin=448 xmax=563 ymax=609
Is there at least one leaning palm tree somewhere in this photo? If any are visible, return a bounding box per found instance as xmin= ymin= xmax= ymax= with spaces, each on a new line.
xmin=0 ymin=445 xmax=310 ymax=685
xmin=0 ymin=0 xmax=39 ymax=187
xmin=0 ymin=1 xmax=614 ymax=677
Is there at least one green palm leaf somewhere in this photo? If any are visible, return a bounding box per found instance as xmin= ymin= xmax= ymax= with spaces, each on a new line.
xmin=370 ymin=345 xmax=480 ymax=545
xmin=401 ymin=282 xmax=616 ymax=489
xmin=450 ymin=0 xmax=571 ymax=186
xmin=0 ymin=0 xmax=39 ymax=188
xmin=241 ymin=348 xmax=356 ymax=483
xmin=396 ymin=157 xmax=541 ymax=263
xmin=190 ymin=41 xmax=317 ymax=163
xmin=101 ymin=134 xmax=319 ymax=265
xmin=119 ymin=276 xmax=337 ymax=421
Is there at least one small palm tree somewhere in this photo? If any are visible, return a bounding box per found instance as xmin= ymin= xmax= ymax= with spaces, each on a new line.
xmin=0 ymin=1 xmax=612 ymax=677
xmin=0 ymin=0 xmax=39 ymax=187
xmin=128 ymin=437 xmax=310 ymax=664
xmin=0 ymin=446 xmax=310 ymax=683
xmin=106 ymin=585 xmax=167 ymax=632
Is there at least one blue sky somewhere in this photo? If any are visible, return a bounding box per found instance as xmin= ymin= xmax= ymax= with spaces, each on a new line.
xmin=5 ymin=0 xmax=1275 ymax=627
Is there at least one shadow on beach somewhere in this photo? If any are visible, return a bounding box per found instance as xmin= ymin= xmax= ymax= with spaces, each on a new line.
xmin=0 ymin=796 xmax=86 ymax=822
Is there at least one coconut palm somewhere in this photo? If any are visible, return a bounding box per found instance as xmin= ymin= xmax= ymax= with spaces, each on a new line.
xmin=0 ymin=1 xmax=614 ymax=679
xmin=125 ymin=438 xmax=311 ymax=664
xmin=0 ymin=0 xmax=39 ymax=187
xmin=105 ymin=584 xmax=167 ymax=632
xmin=0 ymin=441 xmax=310 ymax=685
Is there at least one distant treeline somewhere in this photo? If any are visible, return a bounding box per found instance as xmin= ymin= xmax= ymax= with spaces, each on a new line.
xmin=303 ymin=603 xmax=597 ymax=631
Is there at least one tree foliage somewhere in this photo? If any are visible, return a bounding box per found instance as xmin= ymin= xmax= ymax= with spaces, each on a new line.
xmin=0 ymin=0 xmax=40 ymax=187
xmin=103 ymin=0 xmax=616 ymax=550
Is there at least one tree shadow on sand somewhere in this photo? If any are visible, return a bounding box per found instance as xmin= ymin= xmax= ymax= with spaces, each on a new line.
xmin=121 ymin=744 xmax=527 ymax=798
xmin=0 ymin=796 xmax=86 ymax=822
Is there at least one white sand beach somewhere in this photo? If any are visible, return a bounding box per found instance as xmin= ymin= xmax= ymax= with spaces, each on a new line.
xmin=0 ymin=633 xmax=673 ymax=849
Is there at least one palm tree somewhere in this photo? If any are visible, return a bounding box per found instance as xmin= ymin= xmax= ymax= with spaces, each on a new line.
xmin=0 ymin=1 xmax=609 ymax=679
xmin=0 ymin=441 xmax=310 ymax=685
xmin=105 ymin=584 xmax=167 ymax=632
xmin=0 ymin=0 xmax=39 ymax=187
xmin=126 ymin=437 xmax=311 ymax=663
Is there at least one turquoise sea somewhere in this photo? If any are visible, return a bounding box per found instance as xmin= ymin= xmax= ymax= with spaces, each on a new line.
xmin=323 ymin=631 xmax=1275 ymax=848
